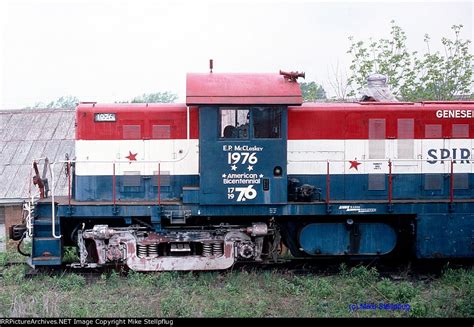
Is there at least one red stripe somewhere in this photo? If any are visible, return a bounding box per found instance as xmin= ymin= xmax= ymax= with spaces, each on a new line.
xmin=288 ymin=103 xmax=474 ymax=139
xmin=76 ymin=102 xmax=474 ymax=140
xmin=76 ymin=104 xmax=199 ymax=140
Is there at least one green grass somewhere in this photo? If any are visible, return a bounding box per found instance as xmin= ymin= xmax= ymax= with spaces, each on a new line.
xmin=0 ymin=261 xmax=472 ymax=318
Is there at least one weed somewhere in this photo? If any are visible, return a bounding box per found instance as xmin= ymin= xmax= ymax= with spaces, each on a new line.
xmin=53 ymin=273 xmax=86 ymax=292
xmin=275 ymin=276 xmax=303 ymax=296
xmin=349 ymin=265 xmax=379 ymax=285
xmin=441 ymin=267 xmax=473 ymax=287
xmin=104 ymin=270 xmax=121 ymax=286
xmin=0 ymin=253 xmax=7 ymax=266
xmin=0 ymin=252 xmax=471 ymax=318
xmin=409 ymin=298 xmax=429 ymax=317
xmin=394 ymin=281 xmax=418 ymax=302
xmin=224 ymin=282 xmax=240 ymax=295
xmin=62 ymin=247 xmax=79 ymax=263
xmin=2 ymin=264 xmax=26 ymax=284
xmin=160 ymin=287 xmax=192 ymax=317
xmin=339 ymin=262 xmax=349 ymax=277
xmin=153 ymin=272 xmax=179 ymax=288
xmin=127 ymin=271 xmax=157 ymax=288
xmin=376 ymin=278 xmax=398 ymax=300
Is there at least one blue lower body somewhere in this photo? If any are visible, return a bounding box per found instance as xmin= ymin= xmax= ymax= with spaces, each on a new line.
xmin=290 ymin=173 xmax=473 ymax=201
xmin=29 ymin=173 xmax=473 ymax=266
xmin=74 ymin=173 xmax=473 ymax=202
xmin=74 ymin=175 xmax=199 ymax=201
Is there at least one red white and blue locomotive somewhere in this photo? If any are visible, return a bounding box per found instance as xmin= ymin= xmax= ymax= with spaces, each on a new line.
xmin=13 ymin=71 xmax=474 ymax=270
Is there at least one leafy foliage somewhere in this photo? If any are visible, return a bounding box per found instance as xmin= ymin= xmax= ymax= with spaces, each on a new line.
xmin=347 ymin=21 xmax=473 ymax=101
xmin=300 ymin=82 xmax=327 ymax=102
xmin=27 ymin=95 xmax=79 ymax=109
xmin=26 ymin=91 xmax=179 ymax=109
xmin=130 ymin=92 xmax=178 ymax=103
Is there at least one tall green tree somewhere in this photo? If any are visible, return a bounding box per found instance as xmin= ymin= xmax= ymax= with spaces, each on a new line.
xmin=347 ymin=21 xmax=473 ymax=101
xmin=131 ymin=92 xmax=178 ymax=103
xmin=300 ymin=82 xmax=327 ymax=102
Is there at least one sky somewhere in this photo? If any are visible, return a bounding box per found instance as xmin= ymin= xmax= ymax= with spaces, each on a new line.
xmin=0 ymin=0 xmax=472 ymax=108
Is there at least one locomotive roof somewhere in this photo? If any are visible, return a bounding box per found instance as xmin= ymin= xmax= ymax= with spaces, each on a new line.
xmin=77 ymin=103 xmax=188 ymax=112
xmin=186 ymin=73 xmax=303 ymax=105
xmin=291 ymin=101 xmax=474 ymax=111
xmin=78 ymin=100 xmax=474 ymax=113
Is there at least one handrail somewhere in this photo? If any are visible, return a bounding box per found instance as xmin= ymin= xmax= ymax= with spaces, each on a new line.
xmin=67 ymin=161 xmax=71 ymax=207
xmin=326 ymin=160 xmax=330 ymax=205
xmin=388 ymin=160 xmax=392 ymax=205
xmin=319 ymin=158 xmax=465 ymax=205
xmin=450 ymin=160 xmax=454 ymax=204
xmin=50 ymin=161 xmax=62 ymax=239
xmin=42 ymin=153 xmax=467 ymax=238
xmin=157 ymin=163 xmax=161 ymax=206
xmin=49 ymin=157 xmax=474 ymax=164
xmin=47 ymin=105 xmax=191 ymax=235
xmin=113 ymin=162 xmax=116 ymax=208
xmin=23 ymin=191 xmax=40 ymax=238
xmin=288 ymin=158 xmax=474 ymax=164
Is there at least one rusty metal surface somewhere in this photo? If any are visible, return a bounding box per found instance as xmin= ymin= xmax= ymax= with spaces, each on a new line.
xmin=79 ymin=225 xmax=242 ymax=271
xmin=0 ymin=109 xmax=75 ymax=199
xmin=126 ymin=237 xmax=235 ymax=271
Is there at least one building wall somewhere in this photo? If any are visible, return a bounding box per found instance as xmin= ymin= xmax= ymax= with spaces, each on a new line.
xmin=3 ymin=205 xmax=23 ymax=249
xmin=0 ymin=206 xmax=4 ymax=252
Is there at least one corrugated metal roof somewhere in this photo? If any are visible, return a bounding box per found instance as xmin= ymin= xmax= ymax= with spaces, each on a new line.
xmin=0 ymin=109 xmax=75 ymax=199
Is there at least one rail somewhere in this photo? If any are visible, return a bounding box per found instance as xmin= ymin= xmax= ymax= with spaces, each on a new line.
xmin=288 ymin=158 xmax=471 ymax=205
xmin=50 ymin=157 xmax=469 ymax=208
xmin=33 ymin=154 xmax=470 ymax=239
xmin=23 ymin=191 xmax=40 ymax=238
xmin=50 ymin=159 xmax=173 ymax=211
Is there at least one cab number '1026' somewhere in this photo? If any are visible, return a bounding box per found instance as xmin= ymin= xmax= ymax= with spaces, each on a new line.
xmin=228 ymin=152 xmax=258 ymax=165
xmin=94 ymin=113 xmax=116 ymax=122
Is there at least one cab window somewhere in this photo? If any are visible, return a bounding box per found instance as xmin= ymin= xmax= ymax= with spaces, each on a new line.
xmin=220 ymin=108 xmax=249 ymax=138
xmin=253 ymin=107 xmax=281 ymax=138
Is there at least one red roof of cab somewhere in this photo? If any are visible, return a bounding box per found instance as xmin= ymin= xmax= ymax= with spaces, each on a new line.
xmin=186 ymin=73 xmax=303 ymax=105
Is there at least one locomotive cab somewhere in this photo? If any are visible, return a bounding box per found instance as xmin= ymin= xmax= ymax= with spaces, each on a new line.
xmin=186 ymin=72 xmax=302 ymax=205
xmin=198 ymin=105 xmax=287 ymax=205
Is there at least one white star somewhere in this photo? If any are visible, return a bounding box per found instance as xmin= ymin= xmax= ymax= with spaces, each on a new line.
xmin=222 ymin=174 xmax=227 ymax=178
xmin=231 ymin=165 xmax=237 ymax=171
xmin=259 ymin=174 xmax=264 ymax=178
xmin=247 ymin=165 xmax=253 ymax=171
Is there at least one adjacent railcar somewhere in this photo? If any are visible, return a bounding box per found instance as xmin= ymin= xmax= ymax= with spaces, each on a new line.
xmin=13 ymin=72 xmax=474 ymax=271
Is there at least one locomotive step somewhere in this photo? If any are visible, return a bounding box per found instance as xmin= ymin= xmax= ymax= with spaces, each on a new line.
xmin=31 ymin=256 xmax=62 ymax=266
xmin=31 ymin=256 xmax=61 ymax=261
xmin=34 ymin=237 xmax=61 ymax=241
xmin=34 ymin=218 xmax=60 ymax=226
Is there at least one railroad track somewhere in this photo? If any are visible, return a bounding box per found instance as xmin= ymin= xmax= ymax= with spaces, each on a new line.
xmin=1 ymin=258 xmax=472 ymax=281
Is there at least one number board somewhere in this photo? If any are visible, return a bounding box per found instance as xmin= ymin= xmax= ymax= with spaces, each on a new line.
xmin=94 ymin=113 xmax=116 ymax=122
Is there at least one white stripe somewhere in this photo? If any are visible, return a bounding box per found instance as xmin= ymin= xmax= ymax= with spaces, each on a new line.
xmin=75 ymin=139 xmax=473 ymax=176
xmin=288 ymin=139 xmax=473 ymax=174
xmin=75 ymin=140 xmax=199 ymax=176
